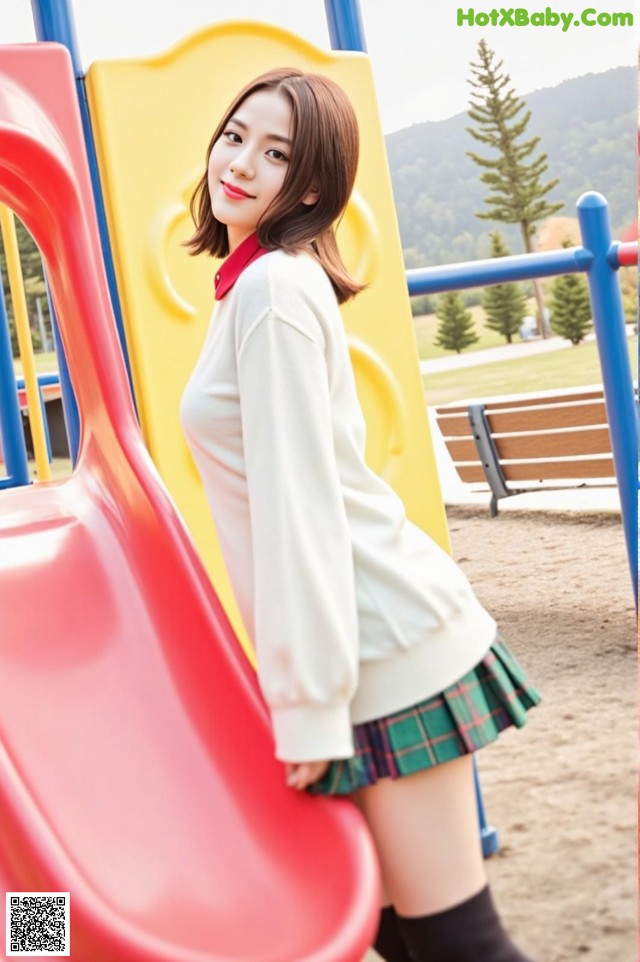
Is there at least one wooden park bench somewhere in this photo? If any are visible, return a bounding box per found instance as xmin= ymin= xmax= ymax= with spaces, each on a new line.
xmin=434 ymin=387 xmax=617 ymax=516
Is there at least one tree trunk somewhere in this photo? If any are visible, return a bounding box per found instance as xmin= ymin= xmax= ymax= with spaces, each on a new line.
xmin=520 ymin=223 xmax=550 ymax=338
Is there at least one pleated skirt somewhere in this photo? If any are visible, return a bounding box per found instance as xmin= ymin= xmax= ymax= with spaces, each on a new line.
xmin=308 ymin=636 xmax=541 ymax=796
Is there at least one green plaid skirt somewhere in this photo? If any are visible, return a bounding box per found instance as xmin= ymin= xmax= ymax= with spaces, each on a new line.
xmin=308 ymin=637 xmax=540 ymax=796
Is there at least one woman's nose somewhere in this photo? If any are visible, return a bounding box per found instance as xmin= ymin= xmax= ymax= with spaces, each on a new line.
xmin=229 ymin=148 xmax=254 ymax=178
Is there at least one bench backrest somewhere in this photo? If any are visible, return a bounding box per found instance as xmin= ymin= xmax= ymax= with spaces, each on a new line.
xmin=436 ymin=388 xmax=614 ymax=485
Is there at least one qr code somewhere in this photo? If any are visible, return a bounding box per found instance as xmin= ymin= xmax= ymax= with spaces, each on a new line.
xmin=5 ymin=893 xmax=70 ymax=957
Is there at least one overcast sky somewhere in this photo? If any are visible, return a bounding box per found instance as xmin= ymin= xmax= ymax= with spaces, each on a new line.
xmin=2 ymin=1 xmax=636 ymax=131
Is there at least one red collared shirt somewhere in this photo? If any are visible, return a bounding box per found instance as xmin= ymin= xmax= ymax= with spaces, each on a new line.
xmin=214 ymin=233 xmax=270 ymax=300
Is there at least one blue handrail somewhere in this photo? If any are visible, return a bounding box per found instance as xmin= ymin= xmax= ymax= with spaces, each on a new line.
xmin=407 ymin=245 xmax=593 ymax=294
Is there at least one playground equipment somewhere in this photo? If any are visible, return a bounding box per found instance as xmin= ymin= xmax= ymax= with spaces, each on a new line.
xmin=4 ymin=1 xmax=635 ymax=602
xmin=0 ymin=41 xmax=379 ymax=962
xmin=407 ymin=205 xmax=638 ymax=599
xmin=0 ymin=3 xmax=636 ymax=959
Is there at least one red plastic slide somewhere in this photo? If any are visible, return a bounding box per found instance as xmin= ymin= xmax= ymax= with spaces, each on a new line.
xmin=0 ymin=45 xmax=378 ymax=962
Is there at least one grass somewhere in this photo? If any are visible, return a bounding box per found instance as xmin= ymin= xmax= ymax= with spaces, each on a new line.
xmin=12 ymin=350 xmax=58 ymax=376
xmin=423 ymin=338 xmax=638 ymax=406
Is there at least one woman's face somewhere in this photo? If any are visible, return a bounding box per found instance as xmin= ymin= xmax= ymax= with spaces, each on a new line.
xmin=207 ymin=88 xmax=293 ymax=252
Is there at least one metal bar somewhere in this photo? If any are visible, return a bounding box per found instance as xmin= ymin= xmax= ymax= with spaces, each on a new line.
xmin=29 ymin=0 xmax=82 ymax=65
xmin=323 ymin=0 xmax=368 ymax=51
xmin=467 ymin=404 xmax=513 ymax=516
xmin=16 ymin=374 xmax=54 ymax=464
xmin=0 ymin=264 xmax=30 ymax=488
xmin=407 ymin=245 xmax=593 ymax=296
xmin=45 ymin=271 xmax=80 ymax=465
xmin=474 ymin=761 xmax=499 ymax=858
xmin=577 ymin=192 xmax=637 ymax=603
xmin=609 ymin=241 xmax=638 ymax=268
xmin=0 ymin=205 xmax=50 ymax=481
xmin=30 ymin=0 xmax=138 ymax=415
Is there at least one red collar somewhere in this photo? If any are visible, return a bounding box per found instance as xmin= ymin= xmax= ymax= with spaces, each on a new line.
xmin=214 ymin=233 xmax=270 ymax=300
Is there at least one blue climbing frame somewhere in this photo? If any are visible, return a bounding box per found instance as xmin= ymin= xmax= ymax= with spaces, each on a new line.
xmin=406 ymin=192 xmax=638 ymax=604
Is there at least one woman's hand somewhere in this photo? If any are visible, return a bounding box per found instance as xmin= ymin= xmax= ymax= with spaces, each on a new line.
xmin=285 ymin=760 xmax=330 ymax=790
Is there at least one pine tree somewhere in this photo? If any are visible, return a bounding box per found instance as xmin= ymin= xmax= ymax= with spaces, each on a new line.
xmin=482 ymin=231 xmax=527 ymax=343
xmin=467 ymin=39 xmax=563 ymax=337
xmin=434 ymin=292 xmax=478 ymax=354
xmin=549 ymin=246 xmax=592 ymax=344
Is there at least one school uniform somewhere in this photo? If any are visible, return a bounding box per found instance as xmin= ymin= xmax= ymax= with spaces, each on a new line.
xmin=180 ymin=233 xmax=539 ymax=795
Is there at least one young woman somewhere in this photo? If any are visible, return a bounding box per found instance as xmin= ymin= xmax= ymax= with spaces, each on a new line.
xmin=180 ymin=67 xmax=540 ymax=962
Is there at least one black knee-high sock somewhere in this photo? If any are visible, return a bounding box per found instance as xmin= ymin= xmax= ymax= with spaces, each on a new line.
xmin=396 ymin=885 xmax=533 ymax=962
xmin=373 ymin=905 xmax=412 ymax=962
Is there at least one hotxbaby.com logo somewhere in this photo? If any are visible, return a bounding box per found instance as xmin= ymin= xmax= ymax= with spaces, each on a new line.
xmin=456 ymin=7 xmax=634 ymax=30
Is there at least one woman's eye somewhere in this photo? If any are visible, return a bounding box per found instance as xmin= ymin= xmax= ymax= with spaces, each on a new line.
xmin=224 ymin=130 xmax=242 ymax=143
xmin=267 ymin=149 xmax=288 ymax=161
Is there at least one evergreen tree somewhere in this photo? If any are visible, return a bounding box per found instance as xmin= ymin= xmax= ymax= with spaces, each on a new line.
xmin=482 ymin=231 xmax=527 ymax=343
xmin=549 ymin=245 xmax=592 ymax=344
xmin=434 ymin=292 xmax=478 ymax=354
xmin=467 ymin=39 xmax=563 ymax=336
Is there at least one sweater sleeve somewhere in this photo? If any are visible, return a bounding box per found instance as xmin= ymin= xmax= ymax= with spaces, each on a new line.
xmin=236 ymin=308 xmax=358 ymax=763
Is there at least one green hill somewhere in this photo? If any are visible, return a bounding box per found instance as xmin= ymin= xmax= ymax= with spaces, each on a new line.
xmin=385 ymin=66 xmax=635 ymax=267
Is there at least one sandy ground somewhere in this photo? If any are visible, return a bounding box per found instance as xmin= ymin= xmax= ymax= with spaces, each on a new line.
xmin=365 ymin=506 xmax=636 ymax=962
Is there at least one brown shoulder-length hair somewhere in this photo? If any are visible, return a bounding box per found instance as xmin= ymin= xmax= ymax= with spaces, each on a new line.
xmin=185 ymin=68 xmax=364 ymax=304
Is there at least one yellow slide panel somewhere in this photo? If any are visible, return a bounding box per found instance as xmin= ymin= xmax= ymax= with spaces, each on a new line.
xmin=86 ymin=21 xmax=448 ymax=657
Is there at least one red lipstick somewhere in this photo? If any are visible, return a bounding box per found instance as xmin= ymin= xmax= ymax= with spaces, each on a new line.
xmin=221 ymin=181 xmax=255 ymax=200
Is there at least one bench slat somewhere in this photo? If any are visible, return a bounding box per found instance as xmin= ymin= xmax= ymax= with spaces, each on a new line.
xmin=436 ymin=414 xmax=476 ymax=438
xmin=445 ymin=426 xmax=611 ymax=462
xmin=502 ymin=457 xmax=615 ymax=481
xmin=443 ymin=438 xmax=481 ymax=461
xmin=436 ymin=401 xmax=608 ymax=437
xmin=494 ymin=427 xmax=611 ymax=459
xmin=487 ymin=402 xmax=607 ymax=433
xmin=453 ymin=461 xmax=616 ymax=484
xmin=455 ymin=464 xmax=490 ymax=483
xmin=435 ymin=388 xmax=605 ymax=417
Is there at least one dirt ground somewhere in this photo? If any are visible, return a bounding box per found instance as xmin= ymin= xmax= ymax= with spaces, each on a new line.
xmin=366 ymin=506 xmax=637 ymax=962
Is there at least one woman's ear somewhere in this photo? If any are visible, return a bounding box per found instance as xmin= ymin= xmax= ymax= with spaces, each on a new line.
xmin=301 ymin=186 xmax=320 ymax=207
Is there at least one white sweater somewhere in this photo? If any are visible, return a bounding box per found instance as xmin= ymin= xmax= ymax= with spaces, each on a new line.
xmin=180 ymin=248 xmax=496 ymax=763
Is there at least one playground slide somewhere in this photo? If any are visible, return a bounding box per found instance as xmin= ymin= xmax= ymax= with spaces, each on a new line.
xmin=0 ymin=45 xmax=378 ymax=962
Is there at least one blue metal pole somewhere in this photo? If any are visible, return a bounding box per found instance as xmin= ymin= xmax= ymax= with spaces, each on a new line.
xmin=324 ymin=0 xmax=368 ymax=51
xmin=407 ymin=245 xmax=593 ymax=296
xmin=30 ymin=0 xmax=138 ymax=417
xmin=29 ymin=0 xmax=82 ymax=64
xmin=0 ymin=275 xmax=30 ymax=489
xmin=474 ymin=763 xmax=499 ymax=857
xmin=576 ymin=192 xmax=637 ymax=603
